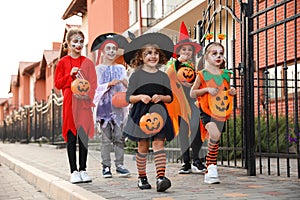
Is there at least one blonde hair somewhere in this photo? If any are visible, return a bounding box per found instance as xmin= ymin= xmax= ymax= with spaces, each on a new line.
xmin=204 ymin=42 xmax=226 ymax=69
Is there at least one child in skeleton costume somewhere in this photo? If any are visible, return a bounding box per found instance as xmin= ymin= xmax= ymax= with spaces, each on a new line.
xmin=55 ymin=29 xmax=97 ymax=184
xmin=165 ymin=21 xmax=206 ymax=174
xmin=190 ymin=41 xmax=236 ymax=184
xmin=123 ymin=32 xmax=175 ymax=192
xmin=92 ymin=33 xmax=131 ymax=178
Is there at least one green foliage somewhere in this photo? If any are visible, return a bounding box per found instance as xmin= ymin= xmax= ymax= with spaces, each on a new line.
xmin=124 ymin=138 xmax=137 ymax=154
xmin=220 ymin=114 xmax=299 ymax=160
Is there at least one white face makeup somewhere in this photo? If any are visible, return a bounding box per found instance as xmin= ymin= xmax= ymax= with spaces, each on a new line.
xmin=102 ymin=43 xmax=117 ymax=60
xmin=209 ymin=49 xmax=224 ymax=58
xmin=205 ymin=45 xmax=224 ymax=67
xmin=70 ymin=35 xmax=84 ymax=51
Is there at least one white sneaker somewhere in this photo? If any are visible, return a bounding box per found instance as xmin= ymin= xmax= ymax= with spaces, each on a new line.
xmin=70 ymin=171 xmax=82 ymax=184
xmin=204 ymin=164 xmax=220 ymax=184
xmin=80 ymin=170 xmax=92 ymax=183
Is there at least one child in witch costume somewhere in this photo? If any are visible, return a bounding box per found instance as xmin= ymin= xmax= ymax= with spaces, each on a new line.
xmin=165 ymin=21 xmax=206 ymax=174
xmin=123 ymin=32 xmax=175 ymax=192
xmin=91 ymin=33 xmax=131 ymax=178
xmin=190 ymin=41 xmax=236 ymax=184
xmin=54 ymin=29 xmax=97 ymax=184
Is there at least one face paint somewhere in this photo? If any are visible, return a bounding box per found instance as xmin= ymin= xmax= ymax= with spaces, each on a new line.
xmin=142 ymin=47 xmax=159 ymax=68
xmin=209 ymin=49 xmax=224 ymax=58
xmin=102 ymin=43 xmax=117 ymax=60
xmin=71 ymin=36 xmax=84 ymax=49
xmin=205 ymin=45 xmax=224 ymax=67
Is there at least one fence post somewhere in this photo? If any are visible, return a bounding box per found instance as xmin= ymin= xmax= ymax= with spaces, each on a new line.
xmin=51 ymin=89 xmax=55 ymax=144
xmin=242 ymin=1 xmax=256 ymax=176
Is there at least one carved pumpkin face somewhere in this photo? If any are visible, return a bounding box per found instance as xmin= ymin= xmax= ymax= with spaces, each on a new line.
xmin=71 ymin=78 xmax=90 ymax=95
xmin=139 ymin=112 xmax=164 ymax=135
xmin=177 ymin=67 xmax=195 ymax=83
xmin=112 ymin=92 xmax=129 ymax=108
xmin=209 ymin=89 xmax=233 ymax=118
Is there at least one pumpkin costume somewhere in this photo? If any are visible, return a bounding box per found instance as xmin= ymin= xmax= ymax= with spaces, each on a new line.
xmin=195 ymin=68 xmax=233 ymax=141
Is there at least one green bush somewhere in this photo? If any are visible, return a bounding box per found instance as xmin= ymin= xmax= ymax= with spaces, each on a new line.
xmin=220 ymin=114 xmax=299 ymax=160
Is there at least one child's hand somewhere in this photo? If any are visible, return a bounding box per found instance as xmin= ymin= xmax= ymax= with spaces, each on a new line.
xmin=178 ymin=55 xmax=188 ymax=62
xmin=139 ymin=94 xmax=151 ymax=104
xmin=70 ymin=67 xmax=79 ymax=76
xmin=120 ymin=78 xmax=128 ymax=88
xmin=229 ymin=87 xmax=237 ymax=96
xmin=108 ymin=79 xmax=120 ymax=87
xmin=151 ymin=94 xmax=162 ymax=103
xmin=207 ymin=87 xmax=219 ymax=96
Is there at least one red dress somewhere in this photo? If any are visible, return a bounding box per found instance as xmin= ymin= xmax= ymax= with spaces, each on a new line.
xmin=54 ymin=55 xmax=97 ymax=141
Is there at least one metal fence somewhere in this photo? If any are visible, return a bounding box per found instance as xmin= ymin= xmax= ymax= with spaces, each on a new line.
xmin=0 ymin=0 xmax=299 ymax=179
xmin=1 ymin=90 xmax=64 ymax=144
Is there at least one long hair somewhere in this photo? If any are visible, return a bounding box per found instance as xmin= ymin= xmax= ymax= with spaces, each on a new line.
xmin=62 ymin=29 xmax=85 ymax=52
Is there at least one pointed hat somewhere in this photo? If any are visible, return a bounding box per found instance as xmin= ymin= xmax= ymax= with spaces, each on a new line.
xmin=124 ymin=32 xmax=174 ymax=65
xmin=173 ymin=21 xmax=202 ymax=55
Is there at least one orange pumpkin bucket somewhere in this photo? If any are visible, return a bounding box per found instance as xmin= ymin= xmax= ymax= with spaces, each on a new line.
xmin=177 ymin=67 xmax=195 ymax=83
xmin=112 ymin=92 xmax=129 ymax=108
xmin=139 ymin=112 xmax=164 ymax=135
xmin=71 ymin=78 xmax=90 ymax=95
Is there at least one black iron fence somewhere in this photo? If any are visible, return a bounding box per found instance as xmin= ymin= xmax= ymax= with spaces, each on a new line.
xmin=1 ymin=90 xmax=64 ymax=144
xmin=0 ymin=0 xmax=299 ymax=179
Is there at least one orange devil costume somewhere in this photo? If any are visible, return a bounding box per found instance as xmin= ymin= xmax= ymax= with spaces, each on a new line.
xmin=165 ymin=21 xmax=202 ymax=137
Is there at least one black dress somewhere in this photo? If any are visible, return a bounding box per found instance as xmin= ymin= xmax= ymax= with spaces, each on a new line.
xmin=123 ymin=69 xmax=175 ymax=141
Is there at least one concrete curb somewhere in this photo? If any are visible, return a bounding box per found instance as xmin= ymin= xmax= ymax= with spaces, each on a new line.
xmin=0 ymin=151 xmax=107 ymax=200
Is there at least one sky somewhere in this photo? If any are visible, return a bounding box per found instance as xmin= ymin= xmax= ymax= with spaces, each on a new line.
xmin=0 ymin=0 xmax=81 ymax=98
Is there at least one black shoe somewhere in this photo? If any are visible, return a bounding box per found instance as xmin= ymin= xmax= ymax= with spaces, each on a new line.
xmin=137 ymin=176 xmax=151 ymax=189
xmin=156 ymin=176 xmax=171 ymax=192
xmin=102 ymin=166 xmax=112 ymax=178
xmin=178 ymin=162 xmax=191 ymax=174
xmin=192 ymin=159 xmax=206 ymax=174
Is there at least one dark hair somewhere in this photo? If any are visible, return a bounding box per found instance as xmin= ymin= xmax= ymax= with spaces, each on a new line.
xmin=130 ymin=44 xmax=169 ymax=69
xmin=175 ymin=44 xmax=196 ymax=64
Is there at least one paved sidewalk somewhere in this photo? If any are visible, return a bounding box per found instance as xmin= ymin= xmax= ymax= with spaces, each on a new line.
xmin=0 ymin=143 xmax=299 ymax=200
xmin=0 ymin=163 xmax=51 ymax=200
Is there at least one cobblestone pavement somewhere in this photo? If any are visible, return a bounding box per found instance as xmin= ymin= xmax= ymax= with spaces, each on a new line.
xmin=0 ymin=143 xmax=299 ymax=200
xmin=0 ymin=162 xmax=52 ymax=200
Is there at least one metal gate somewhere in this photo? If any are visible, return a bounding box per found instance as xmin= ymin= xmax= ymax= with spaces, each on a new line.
xmin=197 ymin=0 xmax=299 ymax=178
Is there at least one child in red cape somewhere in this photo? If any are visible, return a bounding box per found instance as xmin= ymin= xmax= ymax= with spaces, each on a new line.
xmin=54 ymin=29 xmax=97 ymax=184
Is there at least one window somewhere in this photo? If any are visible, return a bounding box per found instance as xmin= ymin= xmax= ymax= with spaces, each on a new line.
xmin=129 ymin=0 xmax=138 ymax=25
xmin=286 ymin=63 xmax=300 ymax=94
xmin=267 ymin=67 xmax=282 ymax=99
xmin=267 ymin=63 xmax=300 ymax=99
